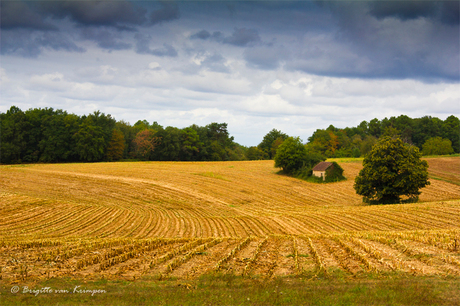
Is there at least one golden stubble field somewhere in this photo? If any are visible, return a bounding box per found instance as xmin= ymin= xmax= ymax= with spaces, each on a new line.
xmin=0 ymin=157 xmax=459 ymax=281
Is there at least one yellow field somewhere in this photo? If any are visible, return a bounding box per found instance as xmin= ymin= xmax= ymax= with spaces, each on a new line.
xmin=0 ymin=157 xmax=459 ymax=281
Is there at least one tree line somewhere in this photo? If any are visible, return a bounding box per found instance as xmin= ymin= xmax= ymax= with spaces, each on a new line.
xmin=1 ymin=106 xmax=458 ymax=164
xmin=0 ymin=106 xmax=245 ymax=164
xmin=250 ymin=114 xmax=459 ymax=160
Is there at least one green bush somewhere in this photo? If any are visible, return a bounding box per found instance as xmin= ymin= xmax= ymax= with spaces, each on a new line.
xmin=325 ymin=162 xmax=346 ymax=182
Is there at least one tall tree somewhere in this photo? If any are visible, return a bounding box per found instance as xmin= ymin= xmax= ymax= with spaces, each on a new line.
xmin=73 ymin=117 xmax=106 ymax=162
xmin=258 ymin=129 xmax=288 ymax=159
xmin=0 ymin=106 xmax=27 ymax=163
xmin=39 ymin=112 xmax=80 ymax=162
xmin=180 ymin=127 xmax=202 ymax=161
xmin=442 ymin=115 xmax=460 ymax=153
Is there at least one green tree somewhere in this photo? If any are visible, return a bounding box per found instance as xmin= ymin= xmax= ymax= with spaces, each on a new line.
xmin=180 ymin=127 xmax=202 ymax=161
xmin=0 ymin=106 xmax=28 ymax=163
xmin=39 ymin=112 xmax=80 ymax=162
xmin=259 ymin=129 xmax=288 ymax=159
xmin=442 ymin=115 xmax=460 ymax=153
xmin=274 ymin=137 xmax=308 ymax=174
xmin=246 ymin=146 xmax=268 ymax=160
xmin=354 ymin=137 xmax=430 ymax=204
xmin=73 ymin=117 xmax=106 ymax=162
xmin=360 ymin=135 xmax=378 ymax=156
xmin=307 ymin=129 xmax=341 ymax=157
xmin=368 ymin=118 xmax=381 ymax=137
xmin=153 ymin=127 xmax=181 ymax=161
xmin=422 ymin=137 xmax=454 ymax=156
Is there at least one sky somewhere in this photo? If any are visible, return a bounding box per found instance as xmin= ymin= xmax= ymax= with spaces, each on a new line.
xmin=1 ymin=0 xmax=459 ymax=146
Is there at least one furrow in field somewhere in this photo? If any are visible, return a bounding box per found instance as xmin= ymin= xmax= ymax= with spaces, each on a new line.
xmin=396 ymin=239 xmax=460 ymax=275
xmin=355 ymin=211 xmax=415 ymax=231
xmin=295 ymin=237 xmax=319 ymax=274
xmin=169 ymin=239 xmax=237 ymax=279
xmin=307 ymin=238 xmax=339 ymax=273
xmin=54 ymin=206 xmax=117 ymax=237
xmin=322 ymin=238 xmax=364 ymax=275
xmin=326 ymin=212 xmax=380 ymax=232
xmin=10 ymin=205 xmax=101 ymax=238
xmin=0 ymin=204 xmax=85 ymax=234
xmin=361 ymin=237 xmax=443 ymax=275
xmin=37 ymin=206 xmax=110 ymax=237
xmin=249 ymin=237 xmax=283 ymax=278
xmin=272 ymin=237 xmax=297 ymax=277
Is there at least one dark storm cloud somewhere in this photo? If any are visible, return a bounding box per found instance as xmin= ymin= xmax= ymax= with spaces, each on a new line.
xmin=439 ymin=1 xmax=460 ymax=25
xmin=149 ymin=2 xmax=180 ymax=25
xmin=0 ymin=1 xmax=57 ymax=31
xmin=369 ymin=1 xmax=459 ymax=25
xmin=135 ymin=33 xmax=177 ymax=57
xmin=191 ymin=28 xmax=261 ymax=47
xmin=369 ymin=1 xmax=437 ymax=21
xmin=2 ymin=1 xmax=182 ymax=31
xmin=296 ymin=1 xmax=460 ymax=81
xmin=1 ymin=30 xmax=84 ymax=57
xmin=36 ymin=1 xmax=147 ymax=29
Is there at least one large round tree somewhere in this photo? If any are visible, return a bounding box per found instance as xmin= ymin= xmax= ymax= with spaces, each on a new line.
xmin=354 ymin=136 xmax=430 ymax=204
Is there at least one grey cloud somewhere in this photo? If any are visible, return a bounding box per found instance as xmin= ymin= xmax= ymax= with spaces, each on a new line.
xmin=135 ymin=34 xmax=177 ymax=57
xmin=80 ymin=28 xmax=131 ymax=50
xmin=149 ymin=2 xmax=180 ymax=25
xmin=0 ymin=1 xmax=57 ymax=31
xmin=211 ymin=31 xmax=225 ymax=42
xmin=191 ymin=30 xmax=211 ymax=40
xmin=244 ymin=45 xmax=289 ymax=70
xmin=202 ymin=54 xmax=230 ymax=73
xmin=191 ymin=28 xmax=261 ymax=47
xmin=191 ymin=30 xmax=224 ymax=42
xmin=1 ymin=30 xmax=84 ymax=57
xmin=224 ymin=28 xmax=261 ymax=46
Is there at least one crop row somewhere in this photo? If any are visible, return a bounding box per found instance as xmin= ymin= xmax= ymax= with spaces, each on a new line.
xmin=2 ymin=231 xmax=458 ymax=282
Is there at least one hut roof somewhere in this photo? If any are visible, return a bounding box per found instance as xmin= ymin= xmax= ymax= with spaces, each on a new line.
xmin=312 ymin=161 xmax=333 ymax=171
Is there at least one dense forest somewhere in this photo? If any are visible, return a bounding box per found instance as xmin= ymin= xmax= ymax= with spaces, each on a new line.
xmin=0 ymin=106 xmax=458 ymax=164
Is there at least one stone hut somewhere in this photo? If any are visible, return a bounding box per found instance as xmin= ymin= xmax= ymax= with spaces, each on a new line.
xmin=312 ymin=161 xmax=333 ymax=181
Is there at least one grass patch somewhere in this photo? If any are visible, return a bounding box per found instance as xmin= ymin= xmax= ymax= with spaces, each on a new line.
xmin=193 ymin=172 xmax=230 ymax=181
xmin=429 ymin=175 xmax=460 ymax=186
xmin=1 ymin=274 xmax=458 ymax=306
xmin=327 ymin=157 xmax=364 ymax=163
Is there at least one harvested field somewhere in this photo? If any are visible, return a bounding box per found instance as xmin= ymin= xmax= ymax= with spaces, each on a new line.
xmin=0 ymin=157 xmax=459 ymax=281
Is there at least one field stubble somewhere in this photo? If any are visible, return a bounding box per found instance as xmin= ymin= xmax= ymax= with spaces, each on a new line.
xmin=0 ymin=157 xmax=459 ymax=281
